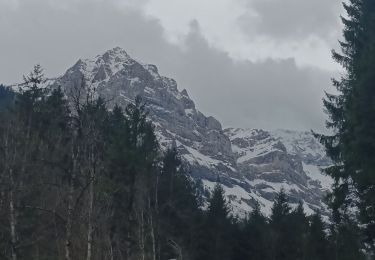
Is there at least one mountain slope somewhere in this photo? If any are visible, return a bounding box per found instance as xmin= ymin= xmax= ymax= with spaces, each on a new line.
xmin=50 ymin=47 xmax=332 ymax=217
xmin=224 ymin=128 xmax=332 ymax=216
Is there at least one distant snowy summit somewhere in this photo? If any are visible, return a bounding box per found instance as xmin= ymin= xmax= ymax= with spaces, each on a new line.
xmin=49 ymin=47 xmax=333 ymax=217
xmin=224 ymin=128 xmax=332 ymax=216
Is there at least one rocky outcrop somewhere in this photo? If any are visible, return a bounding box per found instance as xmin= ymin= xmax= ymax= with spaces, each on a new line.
xmin=225 ymin=128 xmax=332 ymax=217
xmin=50 ymin=47 xmax=333 ymax=218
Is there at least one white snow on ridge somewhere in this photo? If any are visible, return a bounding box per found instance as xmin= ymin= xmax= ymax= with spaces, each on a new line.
xmin=185 ymin=108 xmax=194 ymax=116
xmin=203 ymin=179 xmax=301 ymax=217
xmin=202 ymin=179 xmax=254 ymax=217
xmin=227 ymin=128 xmax=282 ymax=164
xmin=272 ymin=129 xmax=326 ymax=160
xmin=203 ymin=179 xmax=319 ymax=218
xmin=303 ymin=163 xmax=333 ymax=190
xmin=46 ymin=47 xmax=335 ymax=220
xmin=183 ymin=145 xmax=222 ymax=168
xmin=250 ymin=179 xmax=303 ymax=193
xmin=222 ymin=127 xmax=333 ymax=217
xmin=73 ymin=48 xmax=134 ymax=85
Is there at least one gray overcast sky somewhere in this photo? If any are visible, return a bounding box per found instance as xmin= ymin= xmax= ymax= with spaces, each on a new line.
xmin=0 ymin=0 xmax=344 ymax=132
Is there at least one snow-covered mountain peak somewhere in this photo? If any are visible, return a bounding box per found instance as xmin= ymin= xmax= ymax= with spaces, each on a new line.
xmin=224 ymin=127 xmax=332 ymax=217
xmin=271 ymin=129 xmax=330 ymax=166
xmin=49 ymin=48 xmax=333 ymax=218
xmin=67 ymin=47 xmax=135 ymax=83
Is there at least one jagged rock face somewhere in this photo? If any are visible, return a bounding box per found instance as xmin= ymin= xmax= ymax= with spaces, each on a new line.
xmin=52 ymin=47 xmax=236 ymax=180
xmin=50 ymin=47 xmax=333 ymax=218
xmin=224 ymin=128 xmax=333 ymax=217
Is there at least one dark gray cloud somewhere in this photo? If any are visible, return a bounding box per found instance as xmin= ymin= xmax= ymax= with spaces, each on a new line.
xmin=0 ymin=0 xmax=168 ymax=83
xmin=0 ymin=0 xmax=334 ymax=132
xmin=238 ymin=0 xmax=342 ymax=41
xmin=166 ymin=24 xmax=332 ymax=132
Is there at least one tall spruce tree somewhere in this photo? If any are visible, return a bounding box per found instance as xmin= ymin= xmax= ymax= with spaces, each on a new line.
xmin=199 ymin=183 xmax=232 ymax=260
xmin=233 ymin=202 xmax=270 ymax=260
xmin=306 ymin=213 xmax=330 ymax=260
xmin=288 ymin=202 xmax=309 ymax=259
xmin=157 ymin=148 xmax=200 ymax=260
xmin=318 ymin=0 xmax=375 ymax=251
xmin=269 ymin=190 xmax=292 ymax=260
xmin=329 ymin=216 xmax=366 ymax=260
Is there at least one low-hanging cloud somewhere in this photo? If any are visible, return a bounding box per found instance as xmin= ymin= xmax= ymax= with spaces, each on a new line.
xmin=167 ymin=24 xmax=333 ymax=132
xmin=238 ymin=0 xmax=342 ymax=42
xmin=0 ymin=0 xmax=334 ymax=132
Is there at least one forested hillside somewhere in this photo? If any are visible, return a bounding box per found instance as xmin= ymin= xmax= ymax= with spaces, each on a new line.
xmin=0 ymin=66 xmax=364 ymax=260
xmin=1 ymin=0 xmax=375 ymax=258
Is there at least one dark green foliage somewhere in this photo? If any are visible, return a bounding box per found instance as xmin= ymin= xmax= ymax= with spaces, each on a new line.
xmin=269 ymin=190 xmax=296 ymax=260
xmin=0 ymin=65 xmax=368 ymax=260
xmin=270 ymin=189 xmax=291 ymax=224
xmin=207 ymin=183 xmax=230 ymax=221
xmin=196 ymin=183 xmax=233 ymax=260
xmin=329 ymin=216 xmax=366 ymax=260
xmin=0 ymin=84 xmax=15 ymax=111
xmin=157 ymin=148 xmax=200 ymax=259
xmin=288 ymin=202 xmax=309 ymax=259
xmin=233 ymin=203 xmax=270 ymax=260
xmin=0 ymin=66 xmax=73 ymax=259
xmin=305 ymin=213 xmax=331 ymax=260
xmin=158 ymin=148 xmax=198 ymax=230
xmin=317 ymin=0 xmax=375 ymax=253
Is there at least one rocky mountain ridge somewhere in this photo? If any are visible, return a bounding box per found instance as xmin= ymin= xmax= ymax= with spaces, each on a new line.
xmin=48 ymin=47 xmax=332 ymax=217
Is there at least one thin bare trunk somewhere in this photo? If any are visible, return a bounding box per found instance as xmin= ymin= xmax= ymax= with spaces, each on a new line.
xmin=4 ymin=127 xmax=17 ymax=260
xmin=155 ymin=175 xmax=159 ymax=213
xmin=86 ymin=177 xmax=94 ymax=260
xmin=169 ymin=239 xmax=182 ymax=260
xmin=54 ymin=214 xmax=62 ymax=260
xmin=65 ymin=146 xmax=78 ymax=260
xmin=108 ymin=236 xmax=114 ymax=260
xmin=126 ymin=231 xmax=131 ymax=260
xmin=9 ymin=168 xmax=17 ymax=260
xmin=148 ymin=197 xmax=156 ymax=260
xmin=139 ymin=209 xmax=145 ymax=260
xmin=109 ymin=219 xmax=116 ymax=260
xmin=86 ymin=146 xmax=95 ymax=260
